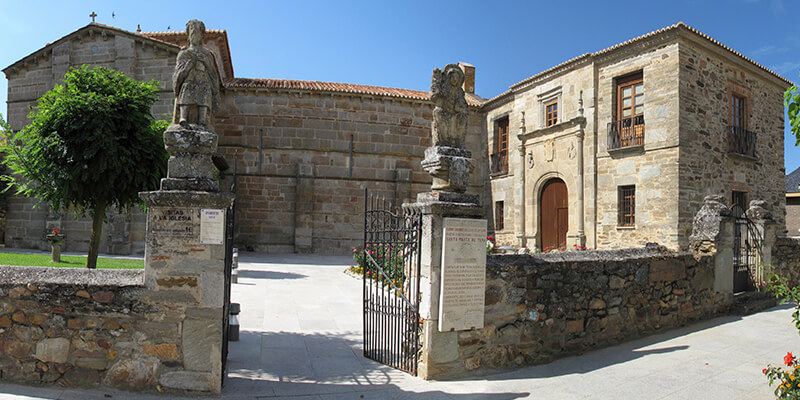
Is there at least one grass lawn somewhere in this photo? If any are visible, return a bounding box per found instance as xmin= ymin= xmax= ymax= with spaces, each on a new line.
xmin=0 ymin=253 xmax=143 ymax=269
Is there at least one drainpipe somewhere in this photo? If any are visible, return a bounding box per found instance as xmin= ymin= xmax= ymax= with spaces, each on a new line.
xmin=516 ymin=111 xmax=527 ymax=248
xmin=576 ymin=91 xmax=586 ymax=245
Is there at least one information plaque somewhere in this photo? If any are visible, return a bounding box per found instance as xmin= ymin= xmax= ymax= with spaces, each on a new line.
xmin=200 ymin=209 xmax=225 ymax=245
xmin=438 ymin=218 xmax=487 ymax=332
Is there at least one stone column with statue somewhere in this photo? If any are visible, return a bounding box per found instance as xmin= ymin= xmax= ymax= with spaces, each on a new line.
xmin=138 ymin=19 xmax=233 ymax=394
xmin=405 ymin=64 xmax=487 ymax=379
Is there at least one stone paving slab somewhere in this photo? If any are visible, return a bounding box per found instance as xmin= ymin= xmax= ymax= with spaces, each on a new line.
xmin=0 ymin=252 xmax=796 ymax=399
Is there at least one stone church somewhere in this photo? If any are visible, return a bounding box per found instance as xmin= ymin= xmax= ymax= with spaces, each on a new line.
xmin=0 ymin=21 xmax=790 ymax=254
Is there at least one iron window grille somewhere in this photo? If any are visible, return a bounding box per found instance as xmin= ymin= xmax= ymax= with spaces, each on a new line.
xmin=618 ymin=185 xmax=635 ymax=227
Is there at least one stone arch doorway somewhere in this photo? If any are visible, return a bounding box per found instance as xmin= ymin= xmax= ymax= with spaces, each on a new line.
xmin=540 ymin=178 xmax=568 ymax=250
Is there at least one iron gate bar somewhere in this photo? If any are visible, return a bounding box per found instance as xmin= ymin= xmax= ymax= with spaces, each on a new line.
xmin=731 ymin=204 xmax=763 ymax=293
xmin=362 ymin=189 xmax=421 ymax=375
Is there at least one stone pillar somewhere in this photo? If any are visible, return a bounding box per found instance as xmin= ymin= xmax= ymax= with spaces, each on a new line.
xmin=106 ymin=211 xmax=132 ymax=255
xmin=688 ymin=195 xmax=734 ymax=292
xmin=407 ymin=192 xmax=482 ymax=380
xmin=746 ymin=200 xmax=778 ymax=285
xmin=393 ymin=168 xmax=412 ymax=206
xmin=294 ymin=163 xmax=314 ymax=253
xmin=567 ymin=94 xmax=586 ymax=248
xmin=515 ymin=112 xmax=527 ymax=248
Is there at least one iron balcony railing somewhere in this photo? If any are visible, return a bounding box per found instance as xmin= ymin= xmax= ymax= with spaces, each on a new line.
xmin=490 ymin=150 xmax=508 ymax=175
xmin=729 ymin=126 xmax=757 ymax=158
xmin=608 ymin=115 xmax=645 ymax=150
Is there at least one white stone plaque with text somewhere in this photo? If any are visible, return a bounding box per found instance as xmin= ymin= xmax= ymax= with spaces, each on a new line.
xmin=438 ymin=218 xmax=487 ymax=332
xmin=200 ymin=209 xmax=225 ymax=245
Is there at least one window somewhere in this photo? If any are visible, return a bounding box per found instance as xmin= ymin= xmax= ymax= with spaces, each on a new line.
xmin=728 ymin=94 xmax=755 ymax=157
xmin=731 ymin=191 xmax=748 ymax=215
xmin=495 ymin=201 xmax=505 ymax=231
xmin=491 ymin=117 xmax=509 ymax=174
xmin=545 ymin=101 xmax=558 ymax=127
xmin=731 ymin=95 xmax=745 ymax=129
xmin=618 ymin=185 xmax=635 ymax=227
xmin=609 ymin=72 xmax=645 ymax=149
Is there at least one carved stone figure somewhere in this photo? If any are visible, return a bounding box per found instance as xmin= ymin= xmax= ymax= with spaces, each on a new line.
xmin=430 ymin=64 xmax=469 ymax=149
xmin=746 ymin=199 xmax=772 ymax=221
xmin=173 ymin=19 xmax=220 ymax=127
xmin=689 ymin=194 xmax=731 ymax=243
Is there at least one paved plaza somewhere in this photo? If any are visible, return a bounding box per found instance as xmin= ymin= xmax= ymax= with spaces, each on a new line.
xmin=0 ymin=252 xmax=796 ymax=399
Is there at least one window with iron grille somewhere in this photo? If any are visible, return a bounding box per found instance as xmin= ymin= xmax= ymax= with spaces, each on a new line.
xmin=731 ymin=95 xmax=745 ymax=129
xmin=618 ymin=185 xmax=635 ymax=227
xmin=495 ymin=201 xmax=504 ymax=231
xmin=728 ymin=94 xmax=756 ymax=157
xmin=545 ymin=101 xmax=558 ymax=127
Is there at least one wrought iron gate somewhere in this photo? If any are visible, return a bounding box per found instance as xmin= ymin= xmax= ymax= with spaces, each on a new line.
xmin=221 ymin=175 xmax=237 ymax=384
xmin=362 ymin=189 xmax=422 ymax=375
xmin=731 ymin=204 xmax=762 ymax=293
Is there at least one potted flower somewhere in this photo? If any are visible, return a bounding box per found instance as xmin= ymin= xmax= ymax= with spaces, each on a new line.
xmin=45 ymin=228 xmax=65 ymax=262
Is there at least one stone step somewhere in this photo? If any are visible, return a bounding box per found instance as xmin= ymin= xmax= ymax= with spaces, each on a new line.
xmin=732 ymin=291 xmax=777 ymax=315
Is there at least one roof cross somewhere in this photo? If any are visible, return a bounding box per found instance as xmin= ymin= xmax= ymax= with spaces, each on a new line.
xmin=90 ymin=12 xmax=97 ymax=23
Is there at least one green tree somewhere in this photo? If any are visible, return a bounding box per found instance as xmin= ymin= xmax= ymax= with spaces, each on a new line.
xmin=0 ymin=66 xmax=168 ymax=268
xmin=787 ymin=78 xmax=800 ymax=143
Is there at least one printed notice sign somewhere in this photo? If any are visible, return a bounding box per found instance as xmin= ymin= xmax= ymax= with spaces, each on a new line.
xmin=150 ymin=208 xmax=195 ymax=238
xmin=200 ymin=209 xmax=225 ymax=245
xmin=438 ymin=218 xmax=487 ymax=332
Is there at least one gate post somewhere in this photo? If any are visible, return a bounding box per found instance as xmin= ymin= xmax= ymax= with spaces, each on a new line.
xmin=746 ymin=200 xmax=778 ymax=285
xmin=138 ymin=20 xmax=234 ymax=394
xmin=689 ymin=195 xmax=735 ymax=292
xmin=407 ymin=192 xmax=482 ymax=379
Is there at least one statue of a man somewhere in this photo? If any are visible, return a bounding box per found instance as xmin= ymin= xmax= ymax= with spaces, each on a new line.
xmin=173 ymin=19 xmax=221 ymax=126
xmin=430 ymin=64 xmax=469 ymax=149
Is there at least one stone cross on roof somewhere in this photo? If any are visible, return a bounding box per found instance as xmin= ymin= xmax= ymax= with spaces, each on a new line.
xmin=90 ymin=12 xmax=97 ymax=23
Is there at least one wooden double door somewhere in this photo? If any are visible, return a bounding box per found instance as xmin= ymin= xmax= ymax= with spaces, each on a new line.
xmin=540 ymin=179 xmax=568 ymax=250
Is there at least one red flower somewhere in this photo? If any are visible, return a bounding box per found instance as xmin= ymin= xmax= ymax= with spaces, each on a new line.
xmin=786 ymin=352 xmax=794 ymax=366
xmin=487 ymin=236 xmax=494 ymax=241
xmin=763 ymin=368 xmax=768 ymax=374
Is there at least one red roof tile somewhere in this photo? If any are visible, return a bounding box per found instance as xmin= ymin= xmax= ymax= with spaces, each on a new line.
xmin=224 ymin=77 xmax=484 ymax=106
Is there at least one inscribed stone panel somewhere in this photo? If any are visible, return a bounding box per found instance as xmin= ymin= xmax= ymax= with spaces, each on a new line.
xmin=439 ymin=218 xmax=487 ymax=332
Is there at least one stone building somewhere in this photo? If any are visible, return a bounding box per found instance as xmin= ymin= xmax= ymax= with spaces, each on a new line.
xmin=0 ymin=21 xmax=791 ymax=254
xmin=787 ymin=166 xmax=800 ymax=237
xmin=1 ymin=22 xmax=487 ymax=254
xmin=484 ymin=22 xmax=790 ymax=251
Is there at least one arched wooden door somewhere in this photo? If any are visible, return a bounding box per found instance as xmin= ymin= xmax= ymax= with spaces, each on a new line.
xmin=540 ymin=179 xmax=568 ymax=250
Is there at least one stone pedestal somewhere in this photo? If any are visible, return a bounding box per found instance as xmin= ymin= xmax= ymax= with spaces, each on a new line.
xmin=404 ymin=191 xmax=482 ymax=380
xmin=160 ymin=125 xmax=219 ymax=192
xmin=421 ymin=146 xmax=474 ymax=193
xmin=139 ymin=190 xmax=233 ymax=394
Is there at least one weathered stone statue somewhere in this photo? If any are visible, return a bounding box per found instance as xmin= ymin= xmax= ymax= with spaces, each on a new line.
xmin=161 ymin=19 xmax=221 ymax=192
xmin=690 ymin=194 xmax=731 ymax=243
xmin=173 ymin=19 xmax=220 ymax=127
xmin=431 ymin=64 xmax=469 ymax=149
xmin=421 ymin=64 xmax=474 ymax=193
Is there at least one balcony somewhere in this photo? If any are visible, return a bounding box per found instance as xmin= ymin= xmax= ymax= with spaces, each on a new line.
xmin=728 ymin=126 xmax=757 ymax=158
xmin=490 ymin=150 xmax=508 ymax=175
xmin=608 ymin=115 xmax=645 ymax=151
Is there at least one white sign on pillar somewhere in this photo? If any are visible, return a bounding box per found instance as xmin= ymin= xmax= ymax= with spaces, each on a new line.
xmin=200 ymin=209 xmax=225 ymax=245
xmin=438 ymin=217 xmax=487 ymax=332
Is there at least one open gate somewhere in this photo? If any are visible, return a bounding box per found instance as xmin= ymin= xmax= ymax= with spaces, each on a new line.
xmin=221 ymin=173 xmax=237 ymax=384
xmin=731 ymin=204 xmax=762 ymax=293
xmin=362 ymin=189 xmax=422 ymax=375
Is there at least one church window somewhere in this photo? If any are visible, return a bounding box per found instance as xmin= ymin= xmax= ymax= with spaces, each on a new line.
xmin=491 ymin=117 xmax=509 ymax=174
xmin=610 ymin=72 xmax=645 ymax=149
xmin=495 ymin=201 xmax=505 ymax=231
xmin=545 ymin=101 xmax=558 ymax=127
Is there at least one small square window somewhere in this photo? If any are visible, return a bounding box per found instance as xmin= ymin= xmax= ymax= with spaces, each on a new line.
xmin=545 ymin=101 xmax=558 ymax=127
xmin=495 ymin=201 xmax=505 ymax=231
xmin=618 ymin=186 xmax=635 ymax=227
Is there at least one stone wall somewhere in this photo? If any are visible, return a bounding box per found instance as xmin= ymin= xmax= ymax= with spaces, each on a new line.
xmin=422 ymin=249 xmax=731 ymax=379
xmin=677 ymin=36 xmax=788 ymax=250
xmin=786 ymin=198 xmax=800 ymax=237
xmin=772 ymin=237 xmax=800 ymax=287
xmin=0 ymin=267 xmax=216 ymax=392
xmin=214 ymin=88 xmax=488 ymax=253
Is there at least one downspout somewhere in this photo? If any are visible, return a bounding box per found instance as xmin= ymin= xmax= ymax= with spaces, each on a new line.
xmin=516 ymin=111 xmax=527 ymax=248
xmin=576 ymin=91 xmax=586 ymax=245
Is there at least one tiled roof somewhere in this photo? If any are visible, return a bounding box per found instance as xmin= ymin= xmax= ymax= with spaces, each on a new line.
xmin=787 ymin=166 xmax=800 ymax=193
xmin=487 ymin=22 xmax=793 ymax=105
xmin=224 ymin=77 xmax=485 ymax=106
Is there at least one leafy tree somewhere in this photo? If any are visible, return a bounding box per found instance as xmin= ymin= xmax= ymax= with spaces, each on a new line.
xmin=787 ymin=79 xmax=800 ymax=144
xmin=0 ymin=66 xmax=168 ymax=268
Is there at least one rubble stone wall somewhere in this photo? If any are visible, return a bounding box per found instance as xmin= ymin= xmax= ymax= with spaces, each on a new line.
xmin=0 ymin=267 xmax=206 ymax=392
xmin=427 ymin=249 xmax=732 ymax=378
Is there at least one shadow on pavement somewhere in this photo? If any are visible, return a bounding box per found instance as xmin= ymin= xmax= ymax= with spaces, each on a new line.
xmin=238 ymin=252 xmax=353 ymax=266
xmin=226 ymin=330 xmax=530 ymax=399
xmin=236 ymin=269 xmax=308 ymax=280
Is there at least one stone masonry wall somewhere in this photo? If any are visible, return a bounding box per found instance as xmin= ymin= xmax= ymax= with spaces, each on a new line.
xmin=425 ymin=249 xmax=731 ymax=378
xmin=677 ymin=37 xmax=787 ymax=250
xmin=772 ymin=237 xmax=800 ymax=287
xmin=0 ymin=267 xmax=205 ymax=392
xmin=214 ymin=89 xmax=488 ymax=253
xmin=595 ymin=39 xmax=682 ymax=250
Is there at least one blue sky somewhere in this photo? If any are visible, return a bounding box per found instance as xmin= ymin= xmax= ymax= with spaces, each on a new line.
xmin=2 ymin=0 xmax=799 ymax=173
